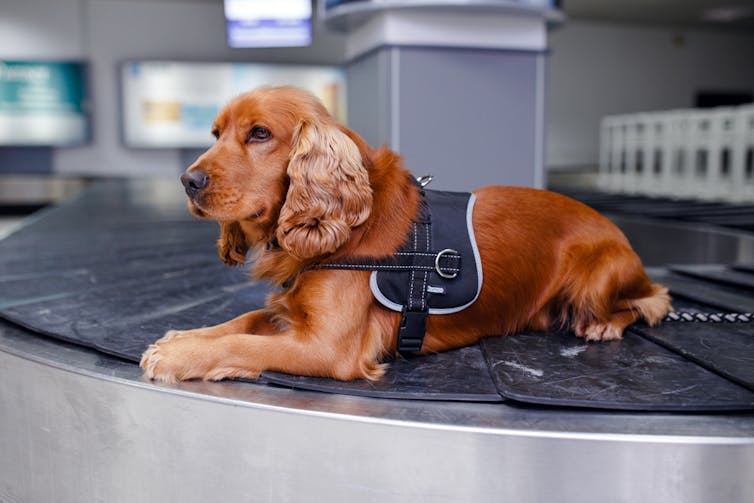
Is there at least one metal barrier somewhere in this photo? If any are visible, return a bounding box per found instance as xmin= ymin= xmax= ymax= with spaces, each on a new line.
xmin=599 ymin=105 xmax=754 ymax=202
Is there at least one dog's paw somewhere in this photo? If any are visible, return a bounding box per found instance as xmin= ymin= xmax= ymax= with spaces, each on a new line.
xmin=140 ymin=338 xmax=201 ymax=383
xmin=577 ymin=321 xmax=624 ymax=342
xmin=140 ymin=336 xmax=247 ymax=382
xmin=140 ymin=343 xmax=175 ymax=383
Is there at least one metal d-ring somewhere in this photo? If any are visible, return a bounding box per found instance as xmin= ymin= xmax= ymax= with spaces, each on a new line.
xmin=435 ymin=248 xmax=459 ymax=279
xmin=416 ymin=175 xmax=434 ymax=187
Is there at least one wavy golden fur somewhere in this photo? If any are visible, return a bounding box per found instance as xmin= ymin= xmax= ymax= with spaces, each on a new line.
xmin=140 ymin=86 xmax=671 ymax=383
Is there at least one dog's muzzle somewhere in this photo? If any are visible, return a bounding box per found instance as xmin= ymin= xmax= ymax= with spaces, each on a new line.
xmin=180 ymin=170 xmax=209 ymax=198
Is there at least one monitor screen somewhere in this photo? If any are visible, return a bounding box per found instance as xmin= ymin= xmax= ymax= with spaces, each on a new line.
xmin=121 ymin=61 xmax=346 ymax=148
xmin=224 ymin=0 xmax=312 ymax=48
xmin=0 ymin=61 xmax=88 ymax=146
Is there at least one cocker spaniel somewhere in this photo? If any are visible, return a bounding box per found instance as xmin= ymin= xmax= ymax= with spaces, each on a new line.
xmin=140 ymin=86 xmax=671 ymax=383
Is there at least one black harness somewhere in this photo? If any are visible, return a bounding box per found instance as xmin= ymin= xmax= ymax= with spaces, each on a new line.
xmin=312 ymin=182 xmax=483 ymax=353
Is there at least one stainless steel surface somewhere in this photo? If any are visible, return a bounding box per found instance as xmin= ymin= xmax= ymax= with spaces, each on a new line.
xmin=610 ymin=214 xmax=754 ymax=266
xmin=1 ymin=322 xmax=753 ymax=503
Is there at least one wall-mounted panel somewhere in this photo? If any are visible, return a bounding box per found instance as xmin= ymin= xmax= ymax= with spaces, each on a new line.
xmin=121 ymin=61 xmax=346 ymax=149
xmin=0 ymin=60 xmax=88 ymax=146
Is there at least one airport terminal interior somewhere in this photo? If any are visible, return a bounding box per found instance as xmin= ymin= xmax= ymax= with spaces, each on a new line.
xmin=1 ymin=1 xmax=754 ymax=502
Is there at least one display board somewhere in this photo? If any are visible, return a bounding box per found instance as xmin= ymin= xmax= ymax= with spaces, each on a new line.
xmin=224 ymin=0 xmax=312 ymax=48
xmin=121 ymin=61 xmax=346 ymax=148
xmin=0 ymin=61 xmax=88 ymax=146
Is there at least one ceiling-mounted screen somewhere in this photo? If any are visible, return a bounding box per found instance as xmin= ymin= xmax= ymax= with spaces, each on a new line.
xmin=0 ymin=61 xmax=88 ymax=146
xmin=121 ymin=61 xmax=345 ymax=148
xmin=224 ymin=0 xmax=312 ymax=48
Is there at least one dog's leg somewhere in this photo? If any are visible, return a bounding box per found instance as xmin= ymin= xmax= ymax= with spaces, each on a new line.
xmin=157 ymin=309 xmax=279 ymax=342
xmin=576 ymin=284 xmax=671 ymax=341
xmin=141 ymin=271 xmax=386 ymax=382
xmin=565 ymin=242 xmax=671 ymax=341
xmin=577 ymin=284 xmax=671 ymax=341
xmin=141 ymin=330 xmax=359 ymax=382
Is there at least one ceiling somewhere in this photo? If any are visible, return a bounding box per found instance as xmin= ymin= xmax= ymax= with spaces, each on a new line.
xmin=562 ymin=0 xmax=754 ymax=30
xmin=112 ymin=0 xmax=754 ymax=31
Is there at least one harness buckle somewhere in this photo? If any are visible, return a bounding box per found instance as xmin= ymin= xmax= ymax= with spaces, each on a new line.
xmin=435 ymin=248 xmax=459 ymax=279
xmin=397 ymin=308 xmax=427 ymax=353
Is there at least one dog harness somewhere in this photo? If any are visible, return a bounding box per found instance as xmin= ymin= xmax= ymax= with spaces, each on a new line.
xmin=312 ymin=182 xmax=483 ymax=353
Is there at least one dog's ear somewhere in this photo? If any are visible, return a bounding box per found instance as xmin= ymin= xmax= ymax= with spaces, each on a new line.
xmin=277 ymin=120 xmax=372 ymax=260
xmin=217 ymin=221 xmax=249 ymax=266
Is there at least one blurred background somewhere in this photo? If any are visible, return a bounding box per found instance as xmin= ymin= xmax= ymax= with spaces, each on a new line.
xmin=1 ymin=0 xmax=753 ymax=233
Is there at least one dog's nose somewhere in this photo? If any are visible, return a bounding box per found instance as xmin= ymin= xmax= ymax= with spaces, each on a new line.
xmin=180 ymin=170 xmax=209 ymax=196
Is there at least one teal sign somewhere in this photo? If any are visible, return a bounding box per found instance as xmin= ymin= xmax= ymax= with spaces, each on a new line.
xmin=0 ymin=61 xmax=85 ymax=114
xmin=0 ymin=61 xmax=88 ymax=145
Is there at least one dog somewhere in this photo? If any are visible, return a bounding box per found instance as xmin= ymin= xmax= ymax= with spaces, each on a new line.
xmin=140 ymin=86 xmax=671 ymax=383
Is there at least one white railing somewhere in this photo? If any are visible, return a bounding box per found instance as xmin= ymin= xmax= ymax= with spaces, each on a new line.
xmin=598 ymin=105 xmax=754 ymax=202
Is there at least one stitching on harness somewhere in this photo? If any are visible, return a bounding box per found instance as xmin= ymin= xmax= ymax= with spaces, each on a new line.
xmin=316 ymin=264 xmax=459 ymax=271
xmin=421 ymin=271 xmax=428 ymax=310
xmin=408 ymin=223 xmax=418 ymax=310
xmin=422 ymin=221 xmax=430 ymax=310
xmin=409 ymin=270 xmax=416 ymax=310
xmin=394 ymin=252 xmax=460 ymax=258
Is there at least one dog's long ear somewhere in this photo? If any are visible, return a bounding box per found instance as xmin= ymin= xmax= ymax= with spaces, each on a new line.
xmin=217 ymin=221 xmax=249 ymax=266
xmin=277 ymin=120 xmax=372 ymax=260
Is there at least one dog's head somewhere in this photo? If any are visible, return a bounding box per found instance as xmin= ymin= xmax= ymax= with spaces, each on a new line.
xmin=181 ymin=86 xmax=373 ymax=264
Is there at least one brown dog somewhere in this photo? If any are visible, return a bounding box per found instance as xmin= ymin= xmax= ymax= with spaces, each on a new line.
xmin=140 ymin=86 xmax=670 ymax=383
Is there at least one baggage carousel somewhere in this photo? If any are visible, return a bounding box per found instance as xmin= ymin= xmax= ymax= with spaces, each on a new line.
xmin=1 ymin=179 xmax=753 ymax=502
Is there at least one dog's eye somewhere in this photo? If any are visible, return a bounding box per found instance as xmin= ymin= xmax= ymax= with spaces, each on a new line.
xmin=247 ymin=126 xmax=272 ymax=143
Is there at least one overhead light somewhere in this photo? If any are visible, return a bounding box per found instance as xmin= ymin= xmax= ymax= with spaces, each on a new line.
xmin=701 ymin=5 xmax=754 ymax=22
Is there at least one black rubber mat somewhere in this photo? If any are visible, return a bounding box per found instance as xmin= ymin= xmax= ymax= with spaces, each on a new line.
xmin=648 ymin=269 xmax=754 ymax=313
xmin=1 ymin=179 xmax=754 ymax=411
xmin=735 ymin=263 xmax=754 ymax=274
xmin=560 ymin=189 xmax=754 ymax=232
xmin=480 ymin=330 xmax=754 ymax=411
xmin=262 ymin=345 xmax=503 ymax=402
xmin=633 ymin=323 xmax=754 ymax=392
xmin=670 ymin=264 xmax=754 ymax=291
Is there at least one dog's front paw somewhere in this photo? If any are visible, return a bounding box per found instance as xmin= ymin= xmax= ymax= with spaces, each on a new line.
xmin=140 ymin=338 xmax=203 ymax=383
xmin=140 ymin=343 xmax=172 ymax=382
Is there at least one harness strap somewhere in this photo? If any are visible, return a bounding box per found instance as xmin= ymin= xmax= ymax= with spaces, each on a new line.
xmin=397 ymin=208 xmax=432 ymax=353
xmin=308 ymin=191 xmax=439 ymax=354
xmin=312 ymin=252 xmax=461 ymax=276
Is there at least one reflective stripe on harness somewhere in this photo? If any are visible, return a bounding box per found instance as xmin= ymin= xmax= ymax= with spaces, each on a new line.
xmin=310 ymin=184 xmax=483 ymax=354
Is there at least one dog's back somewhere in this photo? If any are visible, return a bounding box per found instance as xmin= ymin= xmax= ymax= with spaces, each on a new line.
xmin=419 ymin=186 xmax=671 ymax=352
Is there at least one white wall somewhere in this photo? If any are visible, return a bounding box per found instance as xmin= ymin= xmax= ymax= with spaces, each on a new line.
xmin=0 ymin=0 xmax=86 ymax=58
xmin=547 ymin=21 xmax=754 ymax=169
xmin=0 ymin=0 xmax=346 ymax=177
